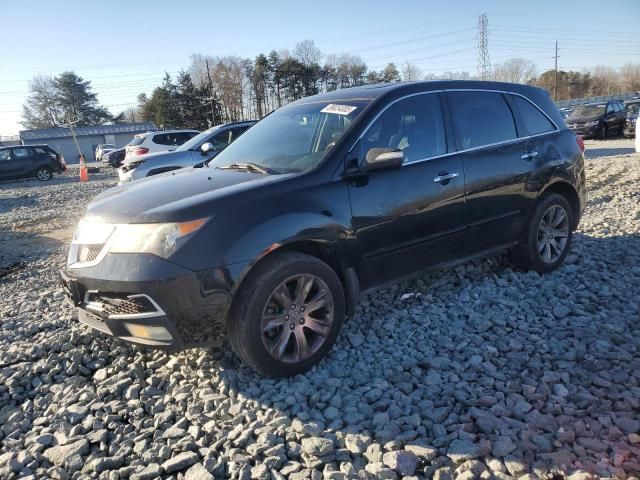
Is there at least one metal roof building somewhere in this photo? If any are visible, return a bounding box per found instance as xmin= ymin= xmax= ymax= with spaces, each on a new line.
xmin=19 ymin=122 xmax=156 ymax=163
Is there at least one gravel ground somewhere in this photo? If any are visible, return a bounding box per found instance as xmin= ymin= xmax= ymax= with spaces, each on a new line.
xmin=0 ymin=140 xmax=639 ymax=480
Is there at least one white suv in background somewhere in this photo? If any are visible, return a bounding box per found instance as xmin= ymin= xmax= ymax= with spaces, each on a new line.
xmin=124 ymin=129 xmax=199 ymax=159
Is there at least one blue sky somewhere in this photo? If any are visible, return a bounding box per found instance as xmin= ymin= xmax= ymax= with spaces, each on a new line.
xmin=1 ymin=0 xmax=639 ymax=134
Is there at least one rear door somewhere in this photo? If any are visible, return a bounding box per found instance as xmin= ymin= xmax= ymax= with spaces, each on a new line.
xmin=347 ymin=92 xmax=466 ymax=288
xmin=446 ymin=90 xmax=532 ymax=254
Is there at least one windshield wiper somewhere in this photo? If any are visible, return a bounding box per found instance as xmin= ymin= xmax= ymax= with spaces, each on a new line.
xmin=216 ymin=163 xmax=270 ymax=175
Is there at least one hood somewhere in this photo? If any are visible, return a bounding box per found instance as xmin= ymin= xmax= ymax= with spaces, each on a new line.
xmin=124 ymin=149 xmax=186 ymax=165
xmin=566 ymin=115 xmax=602 ymax=124
xmin=86 ymin=166 xmax=293 ymax=223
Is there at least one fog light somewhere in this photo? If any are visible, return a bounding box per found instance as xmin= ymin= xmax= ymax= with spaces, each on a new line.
xmin=123 ymin=323 xmax=172 ymax=341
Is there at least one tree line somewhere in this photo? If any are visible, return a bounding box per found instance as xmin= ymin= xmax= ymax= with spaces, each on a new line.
xmin=21 ymin=39 xmax=640 ymax=130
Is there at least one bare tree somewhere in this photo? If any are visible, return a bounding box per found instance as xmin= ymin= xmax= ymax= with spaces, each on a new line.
xmin=22 ymin=75 xmax=61 ymax=128
xmin=294 ymin=40 xmax=323 ymax=66
xmin=590 ymin=65 xmax=620 ymax=96
xmin=401 ymin=62 xmax=423 ymax=82
xmin=619 ymin=63 xmax=640 ymax=92
xmin=492 ymin=58 xmax=537 ymax=84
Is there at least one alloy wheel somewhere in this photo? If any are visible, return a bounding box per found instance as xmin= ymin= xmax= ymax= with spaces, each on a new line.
xmin=260 ymin=273 xmax=335 ymax=364
xmin=37 ymin=168 xmax=51 ymax=181
xmin=537 ymin=205 xmax=570 ymax=264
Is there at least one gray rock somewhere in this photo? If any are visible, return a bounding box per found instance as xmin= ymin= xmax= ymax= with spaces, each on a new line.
xmin=44 ymin=440 xmax=89 ymax=466
xmin=447 ymin=439 xmax=482 ymax=463
xmin=185 ymin=463 xmax=214 ymax=480
xmin=130 ymin=464 xmax=162 ymax=480
xmin=162 ymin=452 xmax=199 ymax=474
xmin=301 ymin=437 xmax=333 ymax=456
xmin=382 ymin=450 xmax=417 ymax=476
xmin=491 ymin=437 xmax=516 ymax=457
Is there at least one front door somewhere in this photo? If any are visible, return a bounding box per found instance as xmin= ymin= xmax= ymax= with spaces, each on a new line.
xmin=347 ymin=93 xmax=466 ymax=289
xmin=10 ymin=147 xmax=35 ymax=178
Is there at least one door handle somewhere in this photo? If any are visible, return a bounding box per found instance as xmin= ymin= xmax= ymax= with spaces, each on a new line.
xmin=433 ymin=172 xmax=459 ymax=183
xmin=521 ymin=151 xmax=538 ymax=160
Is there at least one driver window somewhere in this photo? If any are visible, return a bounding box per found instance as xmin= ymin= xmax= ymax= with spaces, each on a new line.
xmin=209 ymin=130 xmax=231 ymax=150
xmin=606 ymin=104 xmax=615 ymax=114
xmin=362 ymin=94 xmax=446 ymax=164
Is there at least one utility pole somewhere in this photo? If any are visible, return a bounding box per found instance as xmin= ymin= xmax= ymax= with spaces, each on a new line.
xmin=65 ymin=114 xmax=83 ymax=161
xmin=205 ymin=59 xmax=216 ymax=125
xmin=553 ymin=41 xmax=560 ymax=101
xmin=477 ymin=13 xmax=491 ymax=81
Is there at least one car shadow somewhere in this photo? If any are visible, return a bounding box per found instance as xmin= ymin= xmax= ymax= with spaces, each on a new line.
xmin=170 ymin=232 xmax=640 ymax=478
xmin=585 ymin=147 xmax=636 ymax=159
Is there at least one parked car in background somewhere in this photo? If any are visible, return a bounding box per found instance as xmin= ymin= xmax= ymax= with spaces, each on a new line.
xmin=566 ymin=101 xmax=625 ymax=138
xmin=0 ymin=145 xmax=66 ymax=181
xmin=61 ymin=80 xmax=586 ymax=377
xmin=118 ymin=121 xmax=256 ymax=184
xmin=95 ymin=144 xmax=116 ymax=162
xmin=623 ymin=98 xmax=640 ymax=138
xmin=103 ymin=147 xmax=126 ymax=167
xmin=559 ymin=107 xmax=573 ymax=120
xmin=124 ymin=130 xmax=199 ymax=159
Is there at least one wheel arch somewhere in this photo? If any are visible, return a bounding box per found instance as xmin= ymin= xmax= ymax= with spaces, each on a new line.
xmin=539 ymin=180 xmax=581 ymax=230
xmin=229 ymin=239 xmax=360 ymax=320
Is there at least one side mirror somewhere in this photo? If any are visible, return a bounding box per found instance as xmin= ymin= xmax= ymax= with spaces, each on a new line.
xmin=360 ymin=148 xmax=404 ymax=173
xmin=201 ymin=142 xmax=215 ymax=155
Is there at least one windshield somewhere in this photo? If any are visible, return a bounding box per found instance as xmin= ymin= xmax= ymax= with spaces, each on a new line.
xmin=176 ymin=128 xmax=218 ymax=152
xmin=569 ymin=105 xmax=605 ymax=118
xmin=209 ymin=100 xmax=371 ymax=173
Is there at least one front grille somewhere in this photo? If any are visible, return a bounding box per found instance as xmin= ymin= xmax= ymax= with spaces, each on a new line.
xmin=78 ymin=245 xmax=103 ymax=263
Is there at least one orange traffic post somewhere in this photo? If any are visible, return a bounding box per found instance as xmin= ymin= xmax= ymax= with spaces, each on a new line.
xmin=79 ymin=154 xmax=89 ymax=182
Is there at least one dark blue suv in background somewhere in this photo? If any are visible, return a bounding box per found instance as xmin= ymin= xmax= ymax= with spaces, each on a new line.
xmin=62 ymin=80 xmax=587 ymax=376
xmin=0 ymin=144 xmax=65 ymax=181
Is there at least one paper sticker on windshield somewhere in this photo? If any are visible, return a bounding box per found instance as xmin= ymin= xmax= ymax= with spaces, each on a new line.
xmin=321 ymin=104 xmax=358 ymax=116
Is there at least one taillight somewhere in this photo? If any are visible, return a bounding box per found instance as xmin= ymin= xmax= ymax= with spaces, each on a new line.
xmin=576 ymin=134 xmax=585 ymax=153
xmin=134 ymin=147 xmax=149 ymax=156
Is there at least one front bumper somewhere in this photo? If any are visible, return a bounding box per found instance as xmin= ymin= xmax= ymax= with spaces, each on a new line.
xmin=60 ymin=253 xmax=248 ymax=351
xmin=568 ymin=123 xmax=599 ymax=137
xmin=623 ymin=124 xmax=636 ymax=137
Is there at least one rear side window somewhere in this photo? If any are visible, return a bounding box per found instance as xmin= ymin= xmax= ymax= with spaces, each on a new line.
xmin=510 ymin=95 xmax=556 ymax=136
xmin=229 ymin=126 xmax=250 ymax=143
xmin=178 ymin=132 xmax=198 ymax=143
xmin=153 ymin=132 xmax=196 ymax=146
xmin=128 ymin=135 xmax=145 ymax=146
xmin=0 ymin=150 xmax=10 ymax=161
xmin=363 ymin=93 xmax=447 ymax=163
xmin=12 ymin=147 xmax=31 ymax=158
xmin=448 ymin=91 xmax=517 ymax=150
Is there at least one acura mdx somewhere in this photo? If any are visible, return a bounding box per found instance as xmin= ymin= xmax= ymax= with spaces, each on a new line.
xmin=61 ymin=81 xmax=587 ymax=377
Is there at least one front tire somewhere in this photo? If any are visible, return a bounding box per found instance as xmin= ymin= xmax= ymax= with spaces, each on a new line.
xmin=227 ymin=252 xmax=345 ymax=377
xmin=35 ymin=166 xmax=53 ymax=181
xmin=599 ymin=124 xmax=607 ymax=139
xmin=513 ymin=193 xmax=573 ymax=274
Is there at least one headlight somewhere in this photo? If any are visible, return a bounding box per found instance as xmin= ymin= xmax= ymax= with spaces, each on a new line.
xmin=585 ymin=120 xmax=599 ymax=126
xmin=71 ymin=218 xmax=208 ymax=261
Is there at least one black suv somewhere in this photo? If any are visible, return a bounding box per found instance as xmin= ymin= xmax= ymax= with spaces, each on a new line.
xmin=566 ymin=100 xmax=625 ymax=139
xmin=0 ymin=145 xmax=66 ymax=181
xmin=61 ymin=81 xmax=587 ymax=376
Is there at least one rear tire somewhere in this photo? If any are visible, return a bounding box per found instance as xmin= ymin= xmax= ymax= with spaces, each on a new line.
xmin=512 ymin=193 xmax=573 ymax=274
xmin=227 ymin=252 xmax=345 ymax=377
xmin=35 ymin=166 xmax=53 ymax=181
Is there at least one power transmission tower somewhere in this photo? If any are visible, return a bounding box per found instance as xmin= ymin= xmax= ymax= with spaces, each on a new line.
xmin=553 ymin=41 xmax=560 ymax=101
xmin=477 ymin=13 xmax=491 ymax=80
